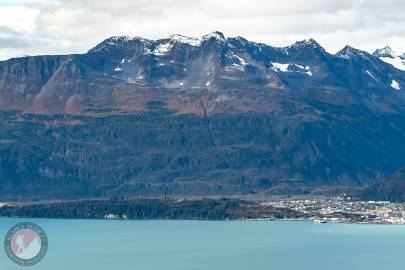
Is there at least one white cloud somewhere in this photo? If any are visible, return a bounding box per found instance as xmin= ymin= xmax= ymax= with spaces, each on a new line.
xmin=0 ymin=6 xmax=39 ymax=32
xmin=0 ymin=0 xmax=404 ymax=60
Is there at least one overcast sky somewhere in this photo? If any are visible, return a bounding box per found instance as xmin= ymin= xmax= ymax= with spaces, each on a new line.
xmin=0 ymin=0 xmax=404 ymax=60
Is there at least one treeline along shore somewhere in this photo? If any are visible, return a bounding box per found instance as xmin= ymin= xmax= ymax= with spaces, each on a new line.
xmin=0 ymin=198 xmax=306 ymax=220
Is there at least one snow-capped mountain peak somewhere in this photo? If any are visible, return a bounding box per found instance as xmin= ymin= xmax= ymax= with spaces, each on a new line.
xmin=202 ymin=31 xmax=226 ymax=42
xmin=336 ymin=45 xmax=368 ymax=59
xmin=284 ymin=38 xmax=327 ymax=57
xmin=168 ymin=34 xmax=201 ymax=46
xmin=166 ymin=32 xmax=226 ymax=46
xmin=373 ymin=46 xmax=405 ymax=71
xmin=290 ymin=38 xmax=322 ymax=49
xmin=373 ymin=46 xmax=396 ymax=58
xmin=88 ymin=36 xmax=152 ymax=53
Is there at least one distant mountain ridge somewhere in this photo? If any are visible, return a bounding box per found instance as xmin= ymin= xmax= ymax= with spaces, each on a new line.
xmin=1 ymin=32 xmax=404 ymax=115
xmin=0 ymin=32 xmax=404 ymax=200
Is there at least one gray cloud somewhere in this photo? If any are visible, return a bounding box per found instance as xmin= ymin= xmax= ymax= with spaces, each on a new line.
xmin=0 ymin=26 xmax=30 ymax=49
xmin=0 ymin=36 xmax=30 ymax=48
xmin=0 ymin=0 xmax=404 ymax=60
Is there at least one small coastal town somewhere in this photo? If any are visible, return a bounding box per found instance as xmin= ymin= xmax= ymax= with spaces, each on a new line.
xmin=1 ymin=197 xmax=405 ymax=224
xmin=264 ymin=197 xmax=405 ymax=224
xmin=96 ymin=198 xmax=405 ymax=224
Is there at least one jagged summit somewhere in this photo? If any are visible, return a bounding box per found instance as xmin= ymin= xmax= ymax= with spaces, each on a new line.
xmin=89 ymin=31 xmax=227 ymax=53
xmin=282 ymin=38 xmax=327 ymax=59
xmin=289 ymin=38 xmax=323 ymax=49
xmin=336 ymin=45 xmax=369 ymax=59
xmin=202 ymin=31 xmax=226 ymax=41
xmin=89 ymin=36 xmax=152 ymax=53
xmin=373 ymin=46 xmax=396 ymax=58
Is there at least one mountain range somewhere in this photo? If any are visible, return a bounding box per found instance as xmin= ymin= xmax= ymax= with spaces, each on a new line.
xmin=0 ymin=32 xmax=404 ymax=200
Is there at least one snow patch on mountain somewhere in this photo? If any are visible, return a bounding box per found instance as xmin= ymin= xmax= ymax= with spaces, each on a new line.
xmin=233 ymin=55 xmax=247 ymax=66
xmin=366 ymin=70 xmax=377 ymax=81
xmin=271 ymin=63 xmax=289 ymax=72
xmin=169 ymin=34 xmax=201 ymax=46
xmin=379 ymin=57 xmax=405 ymax=71
xmin=391 ymin=80 xmax=401 ymax=90
xmin=271 ymin=62 xmax=313 ymax=76
xmin=154 ymin=43 xmax=173 ymax=55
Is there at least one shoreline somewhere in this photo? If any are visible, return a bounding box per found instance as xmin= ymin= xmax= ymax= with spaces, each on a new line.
xmin=1 ymin=197 xmax=404 ymax=225
xmin=1 ymin=216 xmax=403 ymax=225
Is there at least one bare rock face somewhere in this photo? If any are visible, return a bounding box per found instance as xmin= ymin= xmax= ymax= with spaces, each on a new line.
xmin=0 ymin=32 xmax=405 ymax=199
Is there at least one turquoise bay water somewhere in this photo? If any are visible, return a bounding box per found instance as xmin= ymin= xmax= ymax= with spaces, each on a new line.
xmin=0 ymin=219 xmax=404 ymax=270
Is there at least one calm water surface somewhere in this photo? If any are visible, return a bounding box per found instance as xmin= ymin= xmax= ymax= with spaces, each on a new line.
xmin=0 ymin=218 xmax=404 ymax=270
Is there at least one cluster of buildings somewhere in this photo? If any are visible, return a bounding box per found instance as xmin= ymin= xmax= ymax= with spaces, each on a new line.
xmin=264 ymin=197 xmax=405 ymax=224
xmin=104 ymin=213 xmax=128 ymax=219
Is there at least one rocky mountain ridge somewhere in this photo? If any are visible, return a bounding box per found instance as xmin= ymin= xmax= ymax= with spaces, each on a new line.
xmin=1 ymin=32 xmax=404 ymax=116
